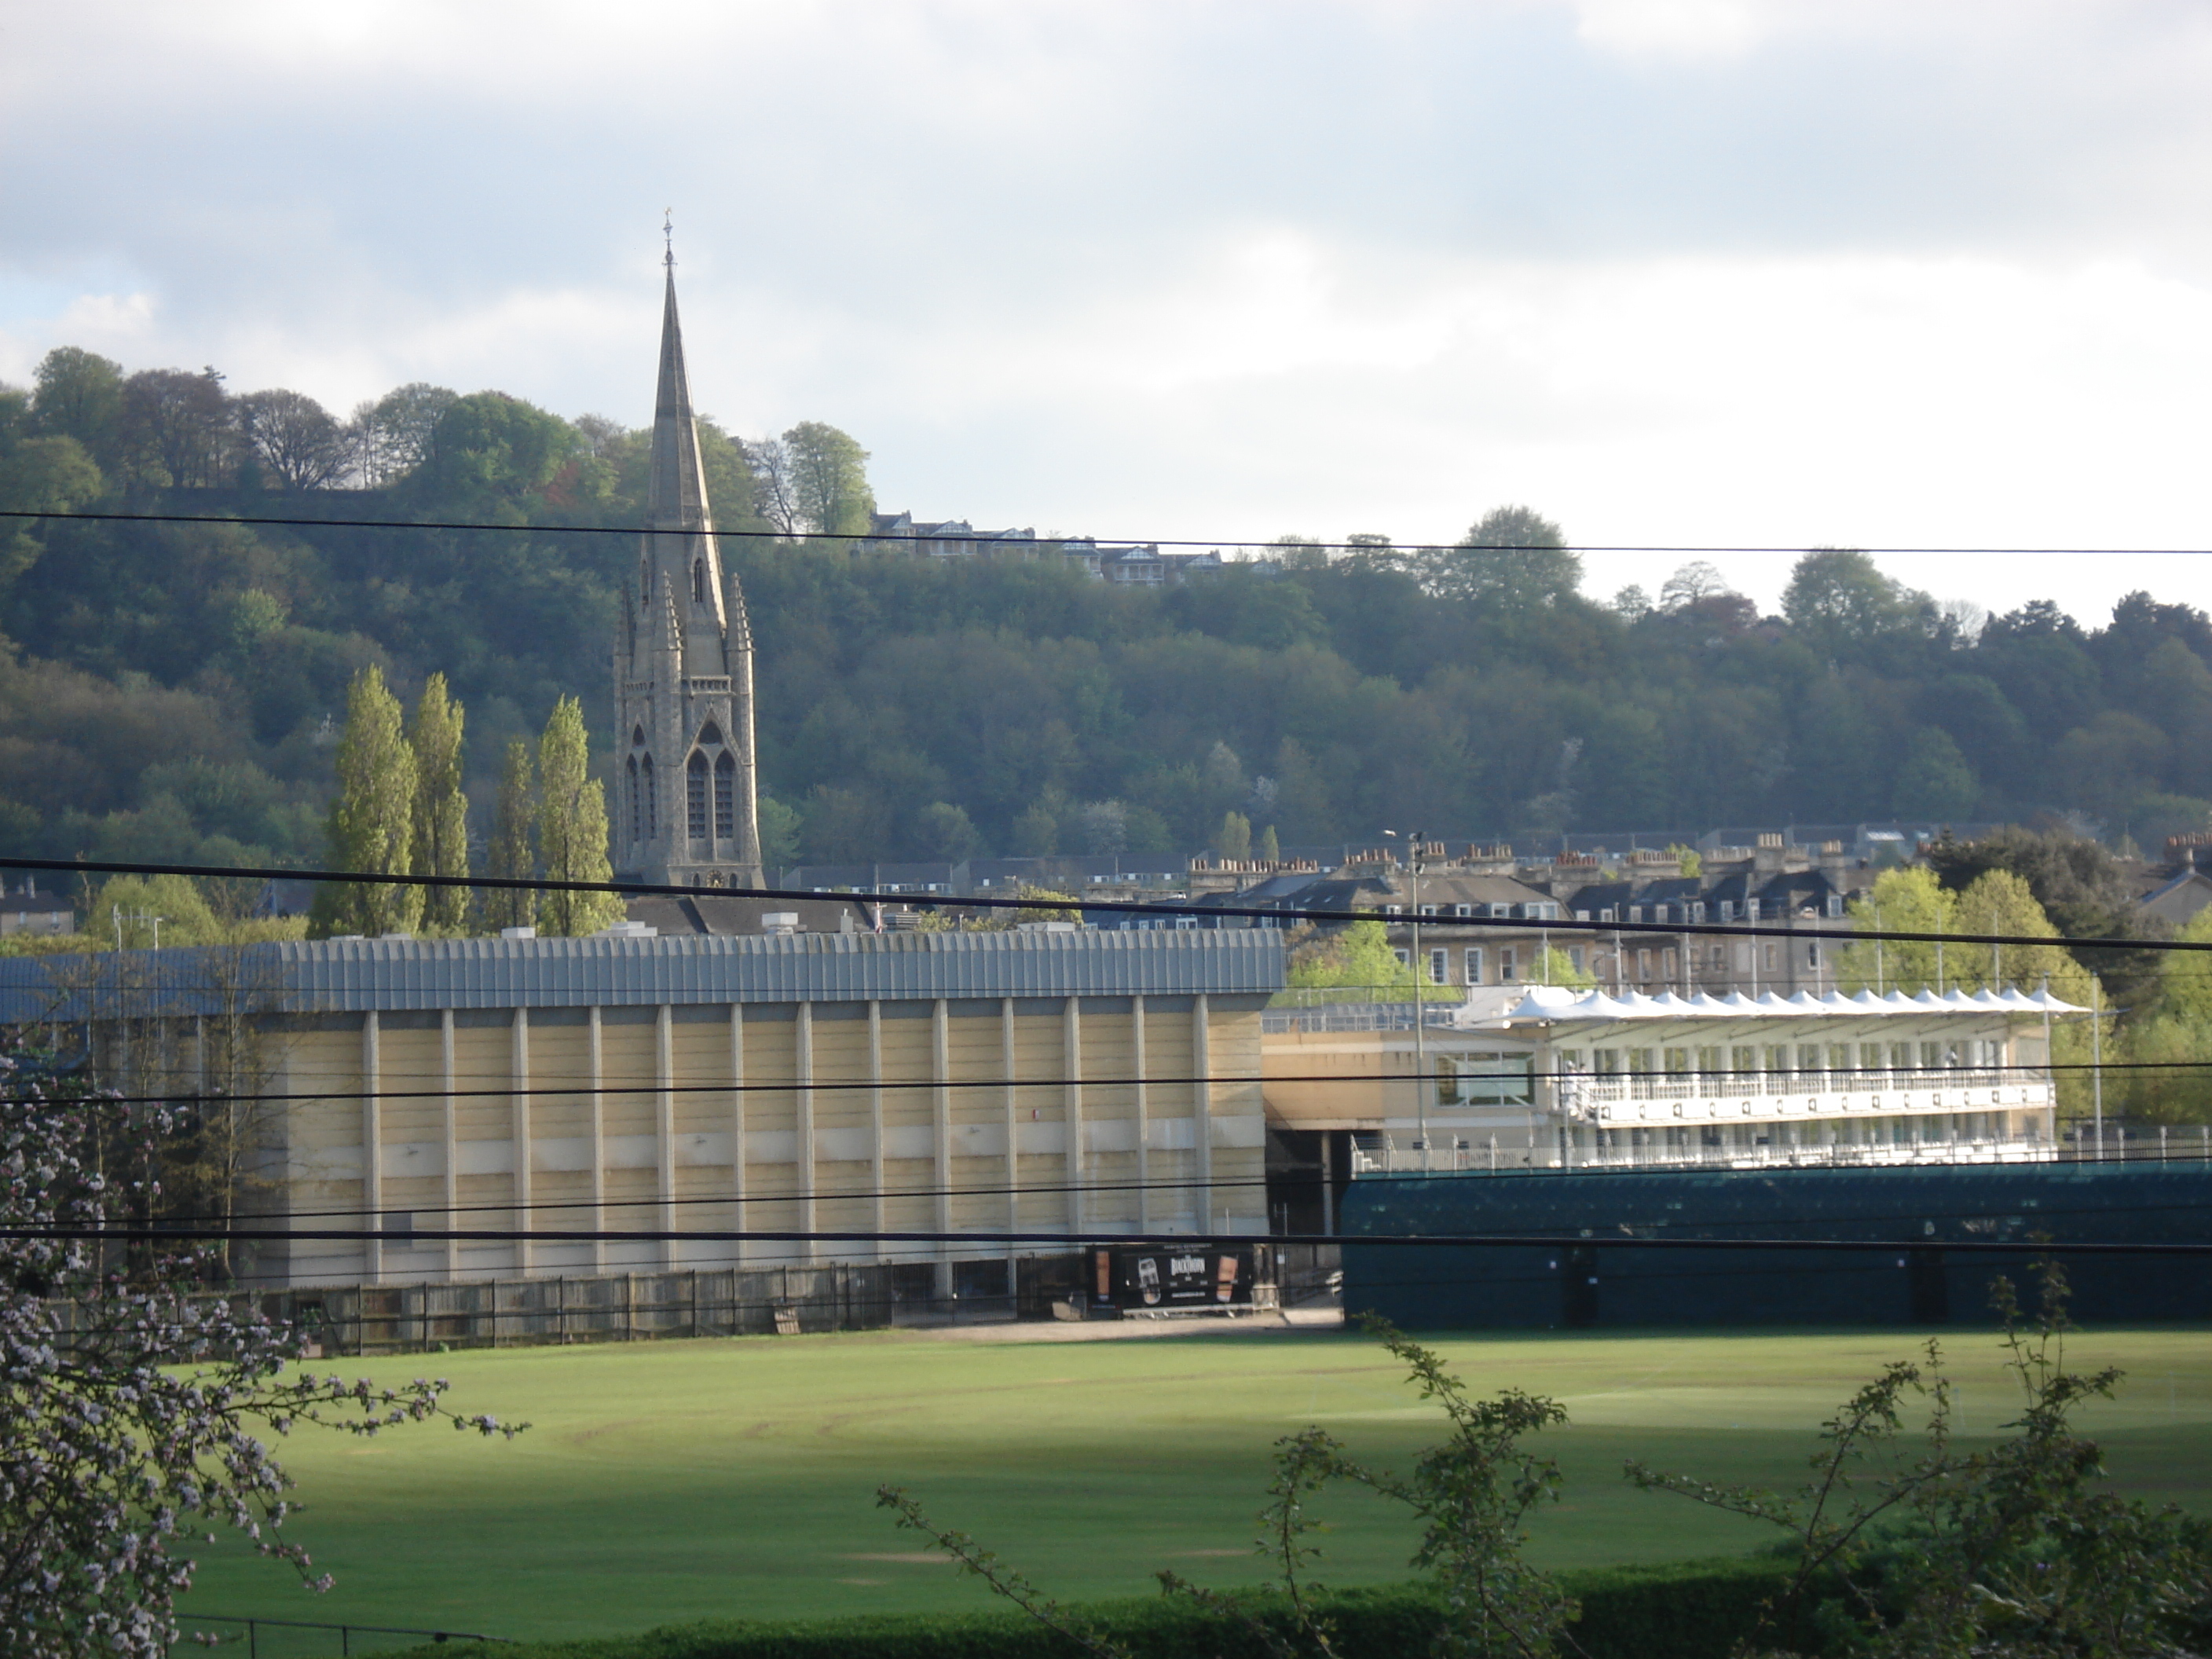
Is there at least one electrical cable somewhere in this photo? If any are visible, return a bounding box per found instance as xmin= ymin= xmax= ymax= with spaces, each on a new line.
xmin=8 ymin=507 xmax=2212 ymax=558
xmin=1 ymin=852 xmax=2200 ymax=954
xmin=0 ymin=1056 xmax=2181 ymax=1115
xmin=16 ymin=1221 xmax=2212 ymax=1254
xmin=114 ymin=1167 xmax=2212 ymax=1232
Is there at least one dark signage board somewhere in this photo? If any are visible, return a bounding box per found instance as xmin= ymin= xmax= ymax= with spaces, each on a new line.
xmin=1090 ymin=1245 xmax=1260 ymax=1312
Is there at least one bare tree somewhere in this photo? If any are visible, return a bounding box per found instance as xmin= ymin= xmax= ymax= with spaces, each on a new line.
xmin=238 ymin=388 xmax=347 ymax=490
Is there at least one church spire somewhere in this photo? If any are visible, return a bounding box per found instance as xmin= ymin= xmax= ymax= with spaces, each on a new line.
xmin=646 ymin=222 xmax=712 ymax=535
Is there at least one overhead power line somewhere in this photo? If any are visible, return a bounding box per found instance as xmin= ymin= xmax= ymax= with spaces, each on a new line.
xmin=16 ymin=1221 xmax=2212 ymax=1255
xmin=127 ymin=1174 xmax=2212 ymax=1234
xmin=6 ymin=1055 xmax=2203 ymax=1118
xmin=3 ymin=507 xmax=2210 ymax=558
xmin=1 ymin=853 xmax=2198 ymax=955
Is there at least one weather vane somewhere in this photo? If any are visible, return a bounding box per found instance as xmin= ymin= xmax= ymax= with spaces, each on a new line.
xmin=663 ymin=208 xmax=675 ymax=270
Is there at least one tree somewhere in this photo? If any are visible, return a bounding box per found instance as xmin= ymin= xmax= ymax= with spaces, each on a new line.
xmin=1782 ymin=548 xmax=1933 ymax=661
xmin=236 ymin=388 xmax=346 ymax=490
xmin=1215 ymin=810 xmax=1252 ymax=859
xmin=1529 ymin=945 xmax=1595 ymax=988
xmin=0 ymin=389 xmax=104 ymax=594
xmin=1011 ymin=801 xmax=1059 ymax=857
xmin=782 ymin=420 xmax=875 ymax=537
xmin=535 ymin=696 xmax=624 ymax=936
xmin=85 ymin=873 xmax=221 ymax=948
xmin=408 ymin=392 xmax=574 ymax=510
xmin=1657 ymin=561 xmax=1732 ymax=610
xmin=915 ymin=800 xmax=983 ymax=862
xmin=482 ymin=738 xmax=536 ymax=932
xmin=0 ymin=1035 xmax=522 ymax=1657
xmin=1890 ymin=727 xmax=1979 ymax=819
xmin=1256 ymin=824 xmax=1280 ymax=862
xmin=758 ymin=793 xmax=804 ymax=873
xmin=366 ymin=381 xmax=459 ymax=478
xmin=408 ymin=672 xmax=470 ymax=933
xmin=1429 ymin=506 xmax=1580 ymax=610
xmin=1836 ymin=867 xmax=1955 ymax=995
xmin=313 ymin=665 xmax=422 ymax=938
xmin=1285 ymin=917 xmax=1450 ymax=1002
xmin=119 ymin=366 xmax=233 ymax=488
xmin=29 ymin=346 xmax=124 ymax=460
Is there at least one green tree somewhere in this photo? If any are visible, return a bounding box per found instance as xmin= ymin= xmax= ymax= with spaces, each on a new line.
xmin=0 ymin=389 xmax=104 ymax=593
xmin=30 ymin=346 xmax=125 ymax=460
xmin=483 ymin=738 xmax=536 ymax=932
xmin=314 ymin=665 xmax=423 ymax=938
xmin=1836 ymin=866 xmax=1954 ymax=994
xmin=783 ymin=419 xmax=875 ymax=538
xmin=1214 ymin=810 xmax=1251 ymax=859
xmin=2117 ymin=905 xmax=2212 ymax=1124
xmin=408 ymin=672 xmax=470 ymax=933
xmin=1430 ymin=505 xmax=1580 ymax=610
xmin=916 ymin=800 xmax=984 ymax=862
xmin=535 ymin=697 xmax=624 ymax=936
xmin=1255 ymin=824 xmax=1280 ymax=862
xmin=1782 ymin=548 xmax=1932 ymax=661
xmin=758 ymin=793 xmax=803 ymax=873
xmin=86 ymin=873 xmax=222 ymax=949
xmin=1284 ymin=918 xmax=1451 ymax=1002
xmin=1890 ymin=726 xmax=1979 ymax=819
xmin=1529 ymin=944 xmax=1595 ymax=988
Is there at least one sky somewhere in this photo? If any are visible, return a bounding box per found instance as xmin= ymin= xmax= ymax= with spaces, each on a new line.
xmin=3 ymin=0 xmax=2210 ymax=623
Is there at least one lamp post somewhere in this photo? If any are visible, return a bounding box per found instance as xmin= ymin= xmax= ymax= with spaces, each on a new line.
xmin=1384 ymin=829 xmax=1430 ymax=1171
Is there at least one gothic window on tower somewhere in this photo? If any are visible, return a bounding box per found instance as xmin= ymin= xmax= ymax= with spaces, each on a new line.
xmin=714 ymin=751 xmax=734 ymax=838
xmin=626 ymin=756 xmax=640 ymax=841
xmin=687 ymin=750 xmax=709 ymax=840
xmin=692 ymin=559 xmax=707 ymax=604
xmin=640 ymin=753 xmax=656 ymax=837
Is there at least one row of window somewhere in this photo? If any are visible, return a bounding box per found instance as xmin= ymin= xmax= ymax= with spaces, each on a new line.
xmin=1379 ymin=897 xmax=1845 ymax=925
xmin=1562 ymin=1040 xmax=2009 ymax=1076
xmin=1393 ymin=938 xmax=1826 ymax=987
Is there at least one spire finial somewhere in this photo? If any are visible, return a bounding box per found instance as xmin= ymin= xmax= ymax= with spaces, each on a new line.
xmin=663 ymin=208 xmax=675 ymax=272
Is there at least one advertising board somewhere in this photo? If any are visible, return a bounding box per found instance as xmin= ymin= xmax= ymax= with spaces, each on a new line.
xmin=1089 ymin=1244 xmax=1263 ymax=1313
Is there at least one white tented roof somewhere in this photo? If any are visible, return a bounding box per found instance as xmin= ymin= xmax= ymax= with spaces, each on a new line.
xmin=1496 ymin=984 xmax=2084 ymax=1024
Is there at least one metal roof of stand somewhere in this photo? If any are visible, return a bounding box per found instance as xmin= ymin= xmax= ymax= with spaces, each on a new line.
xmin=0 ymin=928 xmax=1287 ymax=1021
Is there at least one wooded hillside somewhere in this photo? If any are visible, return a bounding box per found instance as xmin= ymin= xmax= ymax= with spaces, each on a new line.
xmin=3 ymin=344 xmax=2209 ymax=872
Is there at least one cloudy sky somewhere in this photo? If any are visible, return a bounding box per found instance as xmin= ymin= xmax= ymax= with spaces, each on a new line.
xmin=3 ymin=0 xmax=2210 ymax=621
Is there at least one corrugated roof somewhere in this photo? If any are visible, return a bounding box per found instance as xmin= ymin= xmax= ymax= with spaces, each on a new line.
xmin=0 ymin=928 xmax=1285 ymax=1020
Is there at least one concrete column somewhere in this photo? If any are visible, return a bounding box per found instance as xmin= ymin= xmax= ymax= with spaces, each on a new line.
xmin=795 ymin=1000 xmax=816 ymax=1255
xmin=869 ymin=1002 xmax=886 ymax=1258
xmin=511 ymin=1009 xmax=532 ymax=1276
xmin=1064 ymin=997 xmax=1083 ymax=1237
xmin=728 ymin=1005 xmax=745 ymax=1269
xmin=588 ymin=1005 xmax=606 ymax=1276
xmin=932 ymin=998 xmax=952 ymax=1298
xmin=362 ymin=1011 xmax=383 ymax=1284
xmin=440 ymin=1009 xmax=458 ymax=1282
xmin=1000 ymin=998 xmax=1017 ymax=1269
xmin=1132 ymin=995 xmax=1149 ymax=1235
xmin=656 ymin=1005 xmax=676 ymax=1271
xmin=1192 ymin=994 xmax=1214 ymax=1235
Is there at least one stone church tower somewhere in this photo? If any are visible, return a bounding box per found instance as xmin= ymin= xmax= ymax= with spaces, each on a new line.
xmin=613 ymin=254 xmax=763 ymax=888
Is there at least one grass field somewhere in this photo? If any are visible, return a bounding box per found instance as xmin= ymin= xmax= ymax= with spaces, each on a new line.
xmin=174 ymin=1320 xmax=2212 ymax=1646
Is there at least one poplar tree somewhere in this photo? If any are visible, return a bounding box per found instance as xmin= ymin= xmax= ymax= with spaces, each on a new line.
xmin=317 ymin=665 xmax=422 ymax=937
xmin=408 ymin=672 xmax=470 ymax=933
xmin=483 ymin=738 xmax=537 ymax=932
xmin=535 ymin=697 xmax=624 ymax=936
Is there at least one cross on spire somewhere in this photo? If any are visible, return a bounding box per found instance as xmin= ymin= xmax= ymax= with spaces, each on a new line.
xmin=663 ymin=208 xmax=675 ymax=271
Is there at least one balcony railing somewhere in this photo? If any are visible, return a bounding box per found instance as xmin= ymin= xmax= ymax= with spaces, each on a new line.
xmin=1555 ymin=1067 xmax=2051 ymax=1126
xmin=1350 ymin=1133 xmax=2061 ymax=1179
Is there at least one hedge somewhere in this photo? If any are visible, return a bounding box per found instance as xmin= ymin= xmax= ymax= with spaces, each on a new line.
xmin=386 ymin=1555 xmax=1804 ymax=1659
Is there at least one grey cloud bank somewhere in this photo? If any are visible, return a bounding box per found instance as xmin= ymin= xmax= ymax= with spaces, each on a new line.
xmin=3 ymin=0 xmax=2210 ymax=617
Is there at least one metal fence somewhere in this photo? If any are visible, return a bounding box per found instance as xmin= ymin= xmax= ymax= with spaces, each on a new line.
xmin=38 ymin=1265 xmax=905 ymax=1357
xmin=170 ymin=1613 xmax=507 ymax=1657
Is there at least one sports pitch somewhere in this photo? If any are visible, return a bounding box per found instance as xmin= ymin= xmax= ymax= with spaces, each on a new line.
xmin=177 ymin=1320 xmax=2212 ymax=1644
